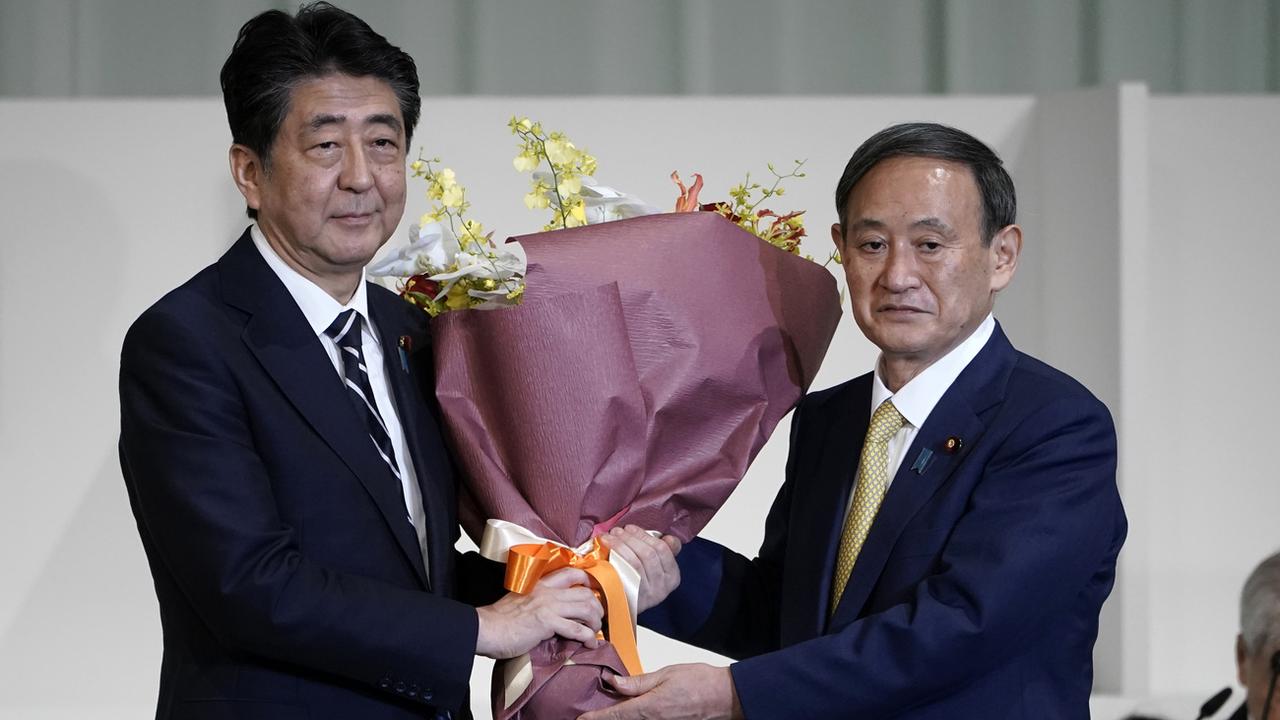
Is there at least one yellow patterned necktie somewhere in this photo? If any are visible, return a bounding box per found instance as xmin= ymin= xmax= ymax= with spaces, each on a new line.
xmin=830 ymin=399 xmax=906 ymax=611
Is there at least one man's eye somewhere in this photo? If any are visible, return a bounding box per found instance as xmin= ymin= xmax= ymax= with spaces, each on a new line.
xmin=860 ymin=240 xmax=885 ymax=252
xmin=373 ymin=138 xmax=398 ymax=149
xmin=314 ymin=141 xmax=338 ymax=151
xmin=920 ymin=241 xmax=942 ymax=251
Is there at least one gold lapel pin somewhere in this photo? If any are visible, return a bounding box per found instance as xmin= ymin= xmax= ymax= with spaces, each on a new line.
xmin=397 ymin=335 xmax=412 ymax=373
xmin=944 ymin=436 xmax=963 ymax=454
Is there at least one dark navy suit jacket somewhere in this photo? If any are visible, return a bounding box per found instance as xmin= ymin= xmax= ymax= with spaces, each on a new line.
xmin=119 ymin=231 xmax=500 ymax=719
xmin=643 ymin=324 xmax=1126 ymax=718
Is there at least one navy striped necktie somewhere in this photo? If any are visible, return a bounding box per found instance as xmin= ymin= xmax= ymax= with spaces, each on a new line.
xmin=324 ymin=309 xmax=402 ymax=482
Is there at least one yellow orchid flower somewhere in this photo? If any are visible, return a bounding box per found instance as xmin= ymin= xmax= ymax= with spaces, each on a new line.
xmin=513 ymin=153 xmax=539 ymax=173
xmin=545 ymin=138 xmax=577 ymax=166
xmin=445 ymin=284 xmax=471 ymax=310
xmin=441 ymin=184 xmax=464 ymax=208
xmin=557 ymin=175 xmax=582 ymax=197
xmin=524 ymin=189 xmax=551 ymax=209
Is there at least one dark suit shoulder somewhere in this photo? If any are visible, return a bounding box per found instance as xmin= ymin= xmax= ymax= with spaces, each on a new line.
xmin=1006 ymin=349 xmax=1110 ymax=416
xmin=147 ymin=260 xmax=221 ymax=309
xmin=980 ymin=350 xmax=1118 ymax=468
xmin=120 ymin=262 xmax=251 ymax=378
xmin=125 ymin=263 xmax=221 ymax=334
xmin=800 ymin=373 xmax=872 ymax=414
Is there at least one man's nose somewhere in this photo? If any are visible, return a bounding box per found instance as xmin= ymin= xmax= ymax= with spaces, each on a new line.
xmin=880 ymin=245 xmax=921 ymax=292
xmin=339 ymin=147 xmax=375 ymax=193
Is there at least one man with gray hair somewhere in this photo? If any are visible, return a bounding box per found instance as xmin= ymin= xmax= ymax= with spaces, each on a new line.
xmin=1233 ymin=550 xmax=1280 ymax=719
xmin=588 ymin=123 xmax=1125 ymax=719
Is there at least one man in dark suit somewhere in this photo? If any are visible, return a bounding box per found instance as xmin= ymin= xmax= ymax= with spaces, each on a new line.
xmin=119 ymin=5 xmax=602 ymax=719
xmin=1230 ymin=551 xmax=1280 ymax=719
xmin=588 ymin=123 xmax=1127 ymax=719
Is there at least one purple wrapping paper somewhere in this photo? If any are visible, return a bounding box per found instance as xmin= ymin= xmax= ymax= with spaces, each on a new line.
xmin=430 ymin=212 xmax=842 ymax=719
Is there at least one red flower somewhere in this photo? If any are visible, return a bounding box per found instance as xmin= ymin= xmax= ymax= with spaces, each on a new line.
xmin=670 ymin=171 xmax=705 ymax=213
xmin=761 ymin=209 xmax=807 ymax=253
xmin=402 ymin=274 xmax=441 ymax=305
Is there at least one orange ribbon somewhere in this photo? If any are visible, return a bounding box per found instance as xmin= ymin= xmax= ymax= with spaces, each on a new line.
xmin=504 ymin=538 xmax=643 ymax=676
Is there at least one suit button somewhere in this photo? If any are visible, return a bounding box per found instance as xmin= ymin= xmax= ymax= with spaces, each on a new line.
xmin=423 ymin=688 xmax=434 ymax=702
xmin=394 ymin=681 xmax=406 ymax=693
xmin=378 ymin=676 xmax=392 ymax=689
xmin=408 ymin=684 xmax=419 ymax=698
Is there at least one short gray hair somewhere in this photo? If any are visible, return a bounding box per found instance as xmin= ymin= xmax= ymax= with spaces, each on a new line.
xmin=1241 ymin=550 xmax=1280 ymax=654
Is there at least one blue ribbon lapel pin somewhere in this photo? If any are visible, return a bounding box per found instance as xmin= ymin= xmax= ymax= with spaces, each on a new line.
xmin=910 ymin=447 xmax=934 ymax=474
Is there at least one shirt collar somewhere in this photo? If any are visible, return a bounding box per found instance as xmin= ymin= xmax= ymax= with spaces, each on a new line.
xmin=871 ymin=313 xmax=996 ymax=429
xmin=250 ymin=223 xmax=372 ymax=339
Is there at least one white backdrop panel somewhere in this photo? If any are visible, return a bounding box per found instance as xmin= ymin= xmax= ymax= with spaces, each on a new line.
xmin=0 ymin=93 xmax=1141 ymax=718
xmin=1142 ymin=96 xmax=1280 ymax=698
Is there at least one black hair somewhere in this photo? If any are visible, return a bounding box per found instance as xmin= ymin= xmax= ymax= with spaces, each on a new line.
xmin=834 ymin=122 xmax=1016 ymax=245
xmin=220 ymin=2 xmax=420 ymax=219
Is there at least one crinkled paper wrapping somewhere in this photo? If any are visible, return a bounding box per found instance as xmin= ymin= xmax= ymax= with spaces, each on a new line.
xmin=430 ymin=212 xmax=842 ymax=719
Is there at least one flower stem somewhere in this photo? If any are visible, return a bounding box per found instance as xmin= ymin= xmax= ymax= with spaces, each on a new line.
xmin=517 ymin=127 xmax=568 ymax=229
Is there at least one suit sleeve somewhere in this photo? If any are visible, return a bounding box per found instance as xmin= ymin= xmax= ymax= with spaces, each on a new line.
xmin=119 ymin=304 xmax=478 ymax=710
xmin=640 ymin=400 xmax=807 ymax=658
xmin=454 ymin=551 xmax=507 ymax=607
xmin=729 ymin=394 xmax=1123 ymax=717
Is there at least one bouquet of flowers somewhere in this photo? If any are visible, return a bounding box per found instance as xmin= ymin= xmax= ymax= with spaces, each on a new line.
xmin=370 ymin=118 xmax=842 ymax=719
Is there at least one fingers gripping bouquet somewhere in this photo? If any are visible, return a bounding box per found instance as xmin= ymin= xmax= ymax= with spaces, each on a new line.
xmin=370 ymin=118 xmax=842 ymax=719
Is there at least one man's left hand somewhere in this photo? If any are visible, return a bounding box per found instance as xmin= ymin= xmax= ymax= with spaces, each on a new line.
xmin=577 ymin=663 xmax=743 ymax=720
xmin=600 ymin=525 xmax=682 ymax=613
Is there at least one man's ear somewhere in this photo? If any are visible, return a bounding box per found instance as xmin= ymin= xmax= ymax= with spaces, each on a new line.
xmin=229 ymin=144 xmax=265 ymax=214
xmin=1237 ymin=634 xmax=1250 ymax=686
xmin=989 ymin=223 xmax=1022 ymax=293
xmin=830 ymin=222 xmax=845 ymax=254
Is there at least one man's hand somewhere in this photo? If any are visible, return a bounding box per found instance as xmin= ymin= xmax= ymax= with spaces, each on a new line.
xmin=601 ymin=525 xmax=682 ymax=613
xmin=578 ymin=663 xmax=743 ymax=720
xmin=475 ymin=567 xmax=604 ymax=659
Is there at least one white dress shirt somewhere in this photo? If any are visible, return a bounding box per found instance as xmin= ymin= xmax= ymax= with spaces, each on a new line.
xmin=251 ymin=225 xmax=430 ymax=578
xmin=844 ymin=313 xmax=996 ymax=516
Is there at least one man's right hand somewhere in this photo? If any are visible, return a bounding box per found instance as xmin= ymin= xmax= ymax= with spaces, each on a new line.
xmin=474 ymin=567 xmax=604 ymax=659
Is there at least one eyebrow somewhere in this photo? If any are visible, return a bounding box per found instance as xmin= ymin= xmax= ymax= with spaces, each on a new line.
xmin=848 ymin=218 xmax=887 ymax=231
xmin=306 ymin=113 xmax=403 ymax=134
xmin=912 ymin=217 xmax=953 ymax=234
xmin=849 ymin=217 xmax=954 ymax=234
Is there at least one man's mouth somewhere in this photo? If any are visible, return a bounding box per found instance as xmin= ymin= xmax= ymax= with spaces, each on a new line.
xmin=332 ymin=211 xmax=376 ymax=224
xmin=878 ymin=303 xmax=928 ymax=314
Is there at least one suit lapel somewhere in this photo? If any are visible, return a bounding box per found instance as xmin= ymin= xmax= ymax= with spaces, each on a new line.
xmin=828 ymin=406 xmax=985 ymax=625
xmin=827 ymin=326 xmax=1017 ymax=626
xmin=782 ymin=377 xmax=870 ymax=640
xmin=218 ymin=233 xmax=430 ymax=590
xmin=367 ymin=286 xmax=455 ymax=594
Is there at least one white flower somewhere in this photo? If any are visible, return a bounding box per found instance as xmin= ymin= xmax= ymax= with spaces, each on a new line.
xmin=430 ymin=250 xmax=523 ymax=283
xmin=367 ymin=221 xmax=459 ymax=277
xmin=530 ymin=172 xmax=661 ymax=225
